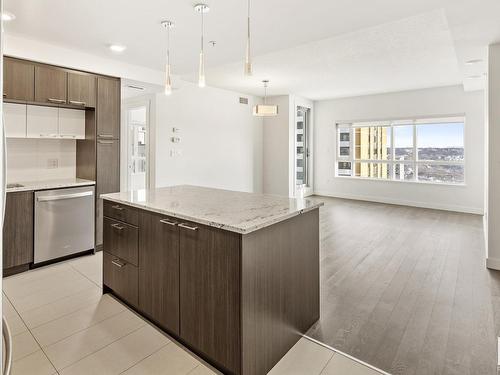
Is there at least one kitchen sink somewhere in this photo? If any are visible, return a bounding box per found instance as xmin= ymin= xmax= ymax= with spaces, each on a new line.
xmin=7 ymin=183 xmax=25 ymax=188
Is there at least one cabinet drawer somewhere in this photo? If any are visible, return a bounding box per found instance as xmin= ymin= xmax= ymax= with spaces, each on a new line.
xmin=103 ymin=217 xmax=138 ymax=266
xmin=103 ymin=200 xmax=138 ymax=226
xmin=103 ymin=252 xmax=138 ymax=307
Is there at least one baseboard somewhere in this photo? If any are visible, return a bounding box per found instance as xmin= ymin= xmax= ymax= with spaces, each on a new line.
xmin=313 ymin=190 xmax=484 ymax=215
xmin=487 ymin=257 xmax=500 ymax=271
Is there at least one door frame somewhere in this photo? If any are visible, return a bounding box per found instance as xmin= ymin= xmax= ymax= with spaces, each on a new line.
xmin=120 ymin=96 xmax=155 ymax=191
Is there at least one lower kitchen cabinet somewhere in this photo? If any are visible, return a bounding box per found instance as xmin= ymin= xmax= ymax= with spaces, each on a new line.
xmin=179 ymin=222 xmax=241 ymax=373
xmin=103 ymin=251 xmax=138 ymax=307
xmin=3 ymin=191 xmax=34 ymax=274
xmin=138 ymin=211 xmax=180 ymax=334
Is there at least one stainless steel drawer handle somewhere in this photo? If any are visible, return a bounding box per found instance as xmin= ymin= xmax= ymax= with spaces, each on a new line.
xmin=59 ymin=134 xmax=77 ymax=138
xmin=69 ymin=100 xmax=86 ymax=106
xmin=112 ymin=205 xmax=124 ymax=211
xmin=111 ymin=223 xmax=125 ymax=231
xmin=111 ymin=259 xmax=125 ymax=268
xmin=98 ymin=140 xmax=114 ymax=145
xmin=47 ymin=98 xmax=66 ymax=103
xmin=37 ymin=191 xmax=94 ymax=202
xmin=98 ymin=134 xmax=114 ymax=138
xmin=178 ymin=223 xmax=198 ymax=231
xmin=160 ymin=219 xmax=178 ymax=226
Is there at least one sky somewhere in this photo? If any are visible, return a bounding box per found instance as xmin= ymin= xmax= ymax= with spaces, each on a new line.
xmin=393 ymin=123 xmax=464 ymax=148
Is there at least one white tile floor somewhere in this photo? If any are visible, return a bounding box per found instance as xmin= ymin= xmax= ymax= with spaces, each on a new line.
xmin=3 ymin=252 xmax=386 ymax=375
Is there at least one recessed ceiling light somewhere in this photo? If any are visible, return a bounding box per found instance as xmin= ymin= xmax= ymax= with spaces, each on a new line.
xmin=465 ymin=59 xmax=483 ymax=65
xmin=2 ymin=11 xmax=16 ymax=21
xmin=109 ymin=44 xmax=126 ymax=53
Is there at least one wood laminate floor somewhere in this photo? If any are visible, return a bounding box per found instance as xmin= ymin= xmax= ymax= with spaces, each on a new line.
xmin=307 ymin=196 xmax=499 ymax=375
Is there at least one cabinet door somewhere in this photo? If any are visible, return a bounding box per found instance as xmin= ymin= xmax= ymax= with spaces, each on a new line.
xmin=4 ymin=103 xmax=27 ymax=138
xmin=3 ymin=191 xmax=34 ymax=269
xmin=35 ymin=65 xmax=67 ymax=104
xmin=27 ymin=105 xmax=58 ymax=138
xmin=4 ymin=57 xmax=35 ymax=101
xmin=179 ymin=222 xmax=241 ymax=374
xmin=58 ymin=108 xmax=85 ymax=139
xmin=97 ymin=77 xmax=120 ymax=139
xmin=96 ymin=139 xmax=120 ymax=246
xmin=68 ymin=72 xmax=96 ymax=108
xmin=139 ymin=211 xmax=180 ymax=334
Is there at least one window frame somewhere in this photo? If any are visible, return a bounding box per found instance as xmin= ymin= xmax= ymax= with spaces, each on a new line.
xmin=335 ymin=116 xmax=466 ymax=185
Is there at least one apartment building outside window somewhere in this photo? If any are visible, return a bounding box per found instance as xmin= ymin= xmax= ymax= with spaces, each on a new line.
xmin=336 ymin=116 xmax=465 ymax=185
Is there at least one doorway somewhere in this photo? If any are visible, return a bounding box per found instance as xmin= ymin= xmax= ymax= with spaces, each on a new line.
xmin=125 ymin=102 xmax=150 ymax=191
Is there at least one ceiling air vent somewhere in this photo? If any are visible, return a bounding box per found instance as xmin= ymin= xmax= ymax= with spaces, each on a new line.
xmin=239 ymin=97 xmax=249 ymax=105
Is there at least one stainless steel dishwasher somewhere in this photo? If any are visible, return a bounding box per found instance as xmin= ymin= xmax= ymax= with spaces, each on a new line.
xmin=34 ymin=185 xmax=95 ymax=264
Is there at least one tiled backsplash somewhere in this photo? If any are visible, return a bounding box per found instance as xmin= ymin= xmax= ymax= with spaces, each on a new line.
xmin=6 ymin=139 xmax=76 ymax=182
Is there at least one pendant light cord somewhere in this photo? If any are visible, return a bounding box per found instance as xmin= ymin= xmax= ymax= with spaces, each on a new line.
xmin=201 ymin=8 xmax=204 ymax=53
xmin=167 ymin=25 xmax=170 ymax=64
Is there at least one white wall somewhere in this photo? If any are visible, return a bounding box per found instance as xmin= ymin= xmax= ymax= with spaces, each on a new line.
xmin=314 ymin=85 xmax=485 ymax=214
xmin=154 ymin=82 xmax=263 ymax=193
xmin=486 ymin=43 xmax=500 ymax=269
xmin=262 ymin=96 xmax=290 ymax=196
xmin=6 ymin=139 xmax=76 ymax=182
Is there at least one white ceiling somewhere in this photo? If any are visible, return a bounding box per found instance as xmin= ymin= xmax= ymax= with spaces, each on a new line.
xmin=4 ymin=0 xmax=500 ymax=99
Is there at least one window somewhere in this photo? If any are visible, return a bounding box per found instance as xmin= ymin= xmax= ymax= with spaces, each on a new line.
xmin=336 ymin=117 xmax=465 ymax=184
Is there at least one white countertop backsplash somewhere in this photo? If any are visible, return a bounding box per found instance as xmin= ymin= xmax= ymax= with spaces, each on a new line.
xmin=101 ymin=185 xmax=324 ymax=234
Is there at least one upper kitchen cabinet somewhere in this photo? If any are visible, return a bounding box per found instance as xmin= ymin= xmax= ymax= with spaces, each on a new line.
xmin=35 ymin=65 xmax=68 ymax=105
xmin=3 ymin=57 xmax=35 ymax=102
xmin=68 ymin=71 xmax=96 ymax=108
xmin=59 ymin=108 xmax=86 ymax=139
xmin=97 ymin=77 xmax=120 ymax=139
xmin=27 ymin=105 xmax=59 ymax=138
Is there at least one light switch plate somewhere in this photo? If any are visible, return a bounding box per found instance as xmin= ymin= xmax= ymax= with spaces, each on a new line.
xmin=47 ymin=158 xmax=58 ymax=169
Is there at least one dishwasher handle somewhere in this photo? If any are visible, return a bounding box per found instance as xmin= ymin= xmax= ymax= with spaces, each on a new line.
xmin=37 ymin=191 xmax=94 ymax=202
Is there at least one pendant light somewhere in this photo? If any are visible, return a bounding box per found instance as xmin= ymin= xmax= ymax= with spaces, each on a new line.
xmin=161 ymin=20 xmax=174 ymax=96
xmin=194 ymin=4 xmax=209 ymax=88
xmin=253 ymin=80 xmax=278 ymax=116
xmin=244 ymin=0 xmax=252 ymax=76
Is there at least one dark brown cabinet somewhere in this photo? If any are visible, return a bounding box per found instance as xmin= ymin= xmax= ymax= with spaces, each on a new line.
xmin=96 ymin=139 xmax=120 ymax=246
xmin=103 ymin=217 xmax=138 ymax=266
xmin=3 ymin=57 xmax=35 ymax=102
xmin=103 ymin=252 xmax=138 ymax=307
xmin=35 ymin=65 xmax=68 ymax=104
xmin=97 ymin=77 xmax=120 ymax=139
xmin=3 ymin=192 xmax=34 ymax=273
xmin=139 ymin=211 xmax=180 ymax=334
xmin=179 ymin=222 xmax=241 ymax=374
xmin=68 ymin=72 xmax=96 ymax=108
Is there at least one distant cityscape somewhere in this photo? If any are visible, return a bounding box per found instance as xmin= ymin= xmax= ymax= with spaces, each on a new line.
xmin=395 ymin=147 xmax=464 ymax=183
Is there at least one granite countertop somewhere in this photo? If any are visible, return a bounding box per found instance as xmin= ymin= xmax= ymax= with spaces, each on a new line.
xmin=6 ymin=178 xmax=96 ymax=193
xmin=101 ymin=185 xmax=324 ymax=234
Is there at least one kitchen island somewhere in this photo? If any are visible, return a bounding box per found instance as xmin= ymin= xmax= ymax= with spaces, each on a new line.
xmin=101 ymin=185 xmax=323 ymax=375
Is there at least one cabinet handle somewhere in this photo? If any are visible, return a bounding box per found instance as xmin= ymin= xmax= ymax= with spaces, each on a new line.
xmin=47 ymin=98 xmax=66 ymax=104
xmin=112 ymin=204 xmax=124 ymax=211
xmin=98 ymin=140 xmax=114 ymax=145
xmin=39 ymin=134 xmax=58 ymax=138
xmin=111 ymin=259 xmax=125 ymax=268
xmin=98 ymin=134 xmax=114 ymax=138
xmin=178 ymin=223 xmax=199 ymax=231
xmin=69 ymin=100 xmax=86 ymax=106
xmin=59 ymin=134 xmax=76 ymax=139
xmin=160 ymin=219 xmax=178 ymax=226
xmin=111 ymin=223 xmax=125 ymax=231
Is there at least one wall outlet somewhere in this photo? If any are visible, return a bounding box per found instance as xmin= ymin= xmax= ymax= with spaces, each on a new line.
xmin=47 ymin=159 xmax=58 ymax=169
